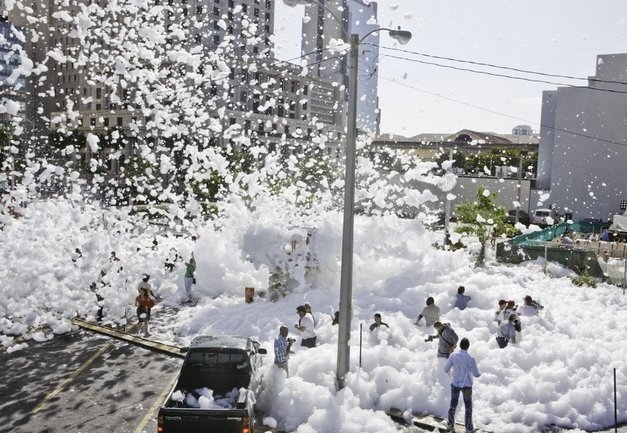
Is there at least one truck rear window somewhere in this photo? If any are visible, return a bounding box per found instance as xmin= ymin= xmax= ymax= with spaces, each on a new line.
xmin=186 ymin=351 xmax=248 ymax=369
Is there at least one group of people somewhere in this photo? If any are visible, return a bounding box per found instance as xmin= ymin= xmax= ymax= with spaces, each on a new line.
xmin=494 ymin=296 xmax=543 ymax=348
xmin=131 ymin=252 xmax=196 ymax=337
xmin=271 ymin=287 xmax=545 ymax=432
xmin=274 ymin=302 xmax=317 ymax=376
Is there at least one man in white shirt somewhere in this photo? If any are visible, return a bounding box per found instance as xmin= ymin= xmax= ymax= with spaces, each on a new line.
xmin=518 ymin=295 xmax=542 ymax=316
xmin=416 ymin=297 xmax=440 ymax=327
xmin=295 ymin=305 xmax=317 ymax=347
xmin=444 ymin=338 xmax=481 ymax=433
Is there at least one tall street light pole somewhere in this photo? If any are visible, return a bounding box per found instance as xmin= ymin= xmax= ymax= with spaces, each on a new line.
xmin=336 ymin=32 xmax=359 ymax=388
xmin=281 ymin=0 xmax=411 ymax=390
xmin=337 ymin=27 xmax=411 ymax=389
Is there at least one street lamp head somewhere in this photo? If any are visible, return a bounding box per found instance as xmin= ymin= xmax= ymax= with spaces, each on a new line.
xmin=388 ymin=26 xmax=412 ymax=45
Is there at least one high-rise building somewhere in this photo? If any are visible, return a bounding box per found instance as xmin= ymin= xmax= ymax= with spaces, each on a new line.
xmin=0 ymin=18 xmax=26 ymax=128
xmin=301 ymin=0 xmax=380 ymax=133
xmin=36 ymin=0 xmax=343 ymax=174
xmin=537 ymin=53 xmax=627 ymax=219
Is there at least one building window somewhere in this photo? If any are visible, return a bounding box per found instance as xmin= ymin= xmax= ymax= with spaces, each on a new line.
xmin=254 ymin=8 xmax=259 ymax=17
xmin=117 ymin=117 xmax=123 ymax=126
xmin=213 ymin=6 xmax=219 ymax=15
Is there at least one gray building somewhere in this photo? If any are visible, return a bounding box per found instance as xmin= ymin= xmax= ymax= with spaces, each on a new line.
xmin=537 ymin=53 xmax=627 ymax=220
xmin=39 ymin=0 xmax=343 ymax=175
xmin=0 ymin=19 xmax=26 ymax=128
xmin=301 ymin=0 xmax=380 ymax=133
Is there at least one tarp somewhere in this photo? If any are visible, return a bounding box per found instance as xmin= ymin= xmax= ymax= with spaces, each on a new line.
xmin=611 ymin=215 xmax=627 ymax=231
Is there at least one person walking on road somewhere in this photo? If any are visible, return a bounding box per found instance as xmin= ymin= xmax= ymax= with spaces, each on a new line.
xmin=444 ymin=337 xmax=481 ymax=433
xmin=135 ymin=285 xmax=155 ymax=337
xmin=274 ymin=325 xmax=294 ymax=376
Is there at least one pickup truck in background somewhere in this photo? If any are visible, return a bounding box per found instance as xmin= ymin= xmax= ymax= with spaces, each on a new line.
xmin=157 ymin=335 xmax=267 ymax=433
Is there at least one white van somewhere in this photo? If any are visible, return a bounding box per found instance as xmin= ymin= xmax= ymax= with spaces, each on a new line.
xmin=532 ymin=208 xmax=558 ymax=226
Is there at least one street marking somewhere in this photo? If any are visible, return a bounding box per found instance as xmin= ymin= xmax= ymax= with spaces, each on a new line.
xmin=133 ymin=374 xmax=178 ymax=433
xmin=30 ymin=341 xmax=113 ymax=414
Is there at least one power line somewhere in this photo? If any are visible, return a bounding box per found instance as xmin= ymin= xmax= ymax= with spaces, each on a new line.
xmin=372 ymin=43 xmax=627 ymax=88
xmin=376 ymin=74 xmax=627 ymax=148
xmin=374 ymin=51 xmax=627 ymax=95
xmin=284 ymin=44 xmax=627 ymax=147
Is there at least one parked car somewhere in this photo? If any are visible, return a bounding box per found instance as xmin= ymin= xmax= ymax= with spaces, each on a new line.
xmin=507 ymin=209 xmax=530 ymax=225
xmin=531 ymin=208 xmax=558 ymax=226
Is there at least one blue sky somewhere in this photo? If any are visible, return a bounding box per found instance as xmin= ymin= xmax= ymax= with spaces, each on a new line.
xmin=273 ymin=0 xmax=627 ymax=136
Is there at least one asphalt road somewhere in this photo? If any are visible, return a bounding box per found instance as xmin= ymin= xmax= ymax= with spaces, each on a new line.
xmin=0 ymin=331 xmax=182 ymax=433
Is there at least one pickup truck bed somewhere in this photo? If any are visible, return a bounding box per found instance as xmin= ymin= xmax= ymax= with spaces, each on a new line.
xmin=157 ymin=335 xmax=266 ymax=433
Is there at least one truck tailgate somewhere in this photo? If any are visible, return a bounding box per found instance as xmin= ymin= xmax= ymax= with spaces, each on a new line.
xmin=158 ymin=408 xmax=251 ymax=433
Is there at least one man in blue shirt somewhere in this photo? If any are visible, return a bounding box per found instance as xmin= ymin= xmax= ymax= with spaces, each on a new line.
xmin=454 ymin=286 xmax=471 ymax=310
xmin=443 ymin=338 xmax=481 ymax=433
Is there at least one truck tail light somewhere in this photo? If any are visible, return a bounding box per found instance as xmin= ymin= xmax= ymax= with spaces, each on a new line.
xmin=157 ymin=415 xmax=164 ymax=433
xmin=242 ymin=416 xmax=250 ymax=433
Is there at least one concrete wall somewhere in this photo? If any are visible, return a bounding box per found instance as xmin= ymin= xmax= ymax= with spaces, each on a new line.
xmin=451 ymin=176 xmax=532 ymax=214
xmin=420 ymin=175 xmax=533 ymax=217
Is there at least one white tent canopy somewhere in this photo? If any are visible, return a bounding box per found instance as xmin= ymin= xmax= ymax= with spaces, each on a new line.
xmin=611 ymin=214 xmax=627 ymax=231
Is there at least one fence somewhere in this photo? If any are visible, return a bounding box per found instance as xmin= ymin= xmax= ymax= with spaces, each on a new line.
xmin=498 ymin=221 xmax=626 ymax=286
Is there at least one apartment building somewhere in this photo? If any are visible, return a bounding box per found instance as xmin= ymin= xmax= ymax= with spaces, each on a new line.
xmin=0 ymin=18 xmax=26 ymax=129
xmin=29 ymin=0 xmax=344 ymax=180
xmin=1 ymin=0 xmax=346 ymax=183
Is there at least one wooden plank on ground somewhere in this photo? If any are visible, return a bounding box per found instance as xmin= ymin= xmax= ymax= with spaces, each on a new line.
xmin=387 ymin=407 xmax=491 ymax=433
xmin=72 ymin=317 xmax=185 ymax=358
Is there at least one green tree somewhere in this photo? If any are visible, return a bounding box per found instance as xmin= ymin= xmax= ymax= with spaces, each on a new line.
xmin=455 ymin=186 xmax=517 ymax=265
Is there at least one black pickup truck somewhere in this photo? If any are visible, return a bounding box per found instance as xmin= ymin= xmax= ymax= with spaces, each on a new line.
xmin=157 ymin=335 xmax=267 ymax=433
